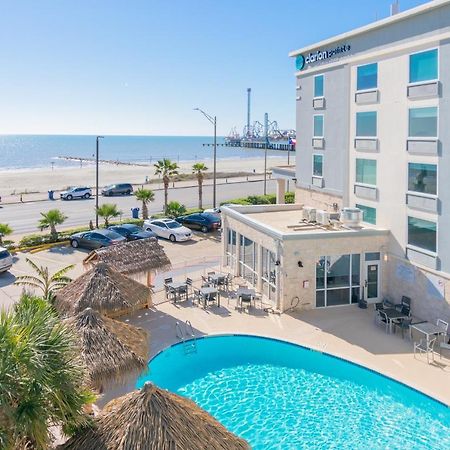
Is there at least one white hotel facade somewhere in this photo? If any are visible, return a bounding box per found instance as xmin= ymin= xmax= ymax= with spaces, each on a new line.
xmin=221 ymin=0 xmax=450 ymax=323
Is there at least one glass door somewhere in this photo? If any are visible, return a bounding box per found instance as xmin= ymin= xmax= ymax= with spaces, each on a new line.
xmin=364 ymin=261 xmax=380 ymax=303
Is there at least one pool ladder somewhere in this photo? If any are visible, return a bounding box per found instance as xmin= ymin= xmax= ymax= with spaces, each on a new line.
xmin=176 ymin=320 xmax=197 ymax=355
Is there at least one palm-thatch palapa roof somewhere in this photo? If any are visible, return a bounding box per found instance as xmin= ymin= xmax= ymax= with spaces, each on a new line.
xmin=59 ymin=382 xmax=249 ymax=450
xmin=64 ymin=308 xmax=149 ymax=390
xmin=54 ymin=262 xmax=152 ymax=318
xmin=83 ymin=237 xmax=171 ymax=276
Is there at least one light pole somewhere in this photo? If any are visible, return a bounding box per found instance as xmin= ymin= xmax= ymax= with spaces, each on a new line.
xmin=95 ymin=136 xmax=104 ymax=228
xmin=264 ymin=113 xmax=269 ymax=195
xmin=194 ymin=108 xmax=217 ymax=208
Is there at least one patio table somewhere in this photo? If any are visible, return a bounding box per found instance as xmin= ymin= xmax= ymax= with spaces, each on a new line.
xmin=209 ymin=274 xmax=226 ymax=287
xmin=410 ymin=322 xmax=446 ymax=345
xmin=236 ymin=287 xmax=257 ymax=309
xmin=167 ymin=281 xmax=188 ymax=303
xmin=382 ymin=308 xmax=410 ymax=334
xmin=199 ymin=287 xmax=220 ymax=308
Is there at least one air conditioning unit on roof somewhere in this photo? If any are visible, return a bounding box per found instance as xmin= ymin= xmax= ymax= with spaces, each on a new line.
xmin=316 ymin=210 xmax=330 ymax=226
xmin=340 ymin=207 xmax=363 ymax=228
xmin=302 ymin=207 xmax=316 ymax=222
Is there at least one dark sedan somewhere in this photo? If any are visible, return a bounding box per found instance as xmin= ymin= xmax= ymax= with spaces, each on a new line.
xmin=177 ymin=212 xmax=221 ymax=233
xmin=70 ymin=229 xmax=126 ymax=249
xmin=108 ymin=224 xmax=157 ymax=241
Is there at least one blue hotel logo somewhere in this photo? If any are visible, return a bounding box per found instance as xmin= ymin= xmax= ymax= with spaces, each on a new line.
xmin=296 ymin=44 xmax=351 ymax=71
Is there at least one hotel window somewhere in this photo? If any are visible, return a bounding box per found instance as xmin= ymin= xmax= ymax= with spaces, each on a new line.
xmin=239 ymin=235 xmax=257 ymax=285
xmin=356 ymin=159 xmax=376 ymax=185
xmin=356 ymin=204 xmax=376 ymax=225
xmin=314 ymin=75 xmax=324 ymax=98
xmin=409 ymin=49 xmax=438 ymax=83
xmin=313 ymin=154 xmax=323 ymax=177
xmin=261 ymin=247 xmax=277 ymax=303
xmin=409 ymin=107 xmax=438 ymax=137
xmin=316 ymin=254 xmax=361 ymax=307
xmin=356 ymin=111 xmax=377 ymax=137
xmin=408 ymin=163 xmax=437 ymax=195
xmin=313 ymin=115 xmax=324 ymax=137
xmin=226 ymin=229 xmax=237 ymax=269
xmin=408 ymin=216 xmax=436 ymax=253
xmin=357 ymin=63 xmax=378 ymax=91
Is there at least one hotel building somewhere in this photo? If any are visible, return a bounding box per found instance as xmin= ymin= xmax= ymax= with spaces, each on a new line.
xmin=221 ymin=0 xmax=450 ymax=323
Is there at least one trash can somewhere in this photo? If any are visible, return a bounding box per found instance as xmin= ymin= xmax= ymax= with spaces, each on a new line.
xmin=48 ymin=190 xmax=54 ymax=200
xmin=131 ymin=207 xmax=140 ymax=219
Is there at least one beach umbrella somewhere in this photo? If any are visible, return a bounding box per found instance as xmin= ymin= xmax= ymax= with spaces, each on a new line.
xmin=54 ymin=262 xmax=152 ymax=318
xmin=59 ymin=381 xmax=249 ymax=450
xmin=64 ymin=308 xmax=149 ymax=389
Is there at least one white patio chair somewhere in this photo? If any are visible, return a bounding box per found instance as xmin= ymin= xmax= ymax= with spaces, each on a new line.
xmin=414 ymin=337 xmax=436 ymax=364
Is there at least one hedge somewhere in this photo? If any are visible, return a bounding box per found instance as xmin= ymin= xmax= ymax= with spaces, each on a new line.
xmin=221 ymin=192 xmax=295 ymax=206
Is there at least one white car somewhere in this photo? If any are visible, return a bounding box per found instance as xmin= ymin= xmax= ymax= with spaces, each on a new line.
xmin=144 ymin=219 xmax=192 ymax=242
xmin=60 ymin=186 xmax=92 ymax=200
xmin=0 ymin=247 xmax=13 ymax=273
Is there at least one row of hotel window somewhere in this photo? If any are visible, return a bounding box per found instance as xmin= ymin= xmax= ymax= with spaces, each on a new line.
xmin=313 ymin=48 xmax=438 ymax=98
xmin=312 ymin=107 xmax=438 ymax=138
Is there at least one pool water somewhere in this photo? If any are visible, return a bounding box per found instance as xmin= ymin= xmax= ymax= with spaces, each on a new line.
xmin=137 ymin=335 xmax=450 ymax=449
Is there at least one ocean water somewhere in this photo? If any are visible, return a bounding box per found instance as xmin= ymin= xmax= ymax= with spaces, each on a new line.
xmin=0 ymin=135 xmax=290 ymax=170
xmin=138 ymin=335 xmax=450 ymax=450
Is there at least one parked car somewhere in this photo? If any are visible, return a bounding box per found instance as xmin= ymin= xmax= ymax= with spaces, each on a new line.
xmin=143 ymin=218 xmax=192 ymax=242
xmin=102 ymin=183 xmax=133 ymax=196
xmin=70 ymin=229 xmax=126 ymax=249
xmin=177 ymin=212 xmax=221 ymax=233
xmin=108 ymin=224 xmax=157 ymax=241
xmin=60 ymin=186 xmax=92 ymax=200
xmin=0 ymin=247 xmax=13 ymax=273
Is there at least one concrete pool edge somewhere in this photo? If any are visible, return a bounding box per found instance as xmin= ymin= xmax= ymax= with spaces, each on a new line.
xmin=148 ymin=332 xmax=450 ymax=408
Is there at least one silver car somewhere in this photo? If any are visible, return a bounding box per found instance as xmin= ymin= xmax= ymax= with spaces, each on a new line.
xmin=60 ymin=186 xmax=92 ymax=200
xmin=0 ymin=247 xmax=13 ymax=273
xmin=143 ymin=218 xmax=192 ymax=242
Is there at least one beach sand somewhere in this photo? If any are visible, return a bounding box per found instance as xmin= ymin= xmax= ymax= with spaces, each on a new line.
xmin=0 ymin=155 xmax=291 ymax=198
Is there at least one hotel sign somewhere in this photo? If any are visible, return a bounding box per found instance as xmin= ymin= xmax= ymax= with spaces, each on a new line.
xmin=295 ymin=44 xmax=351 ymax=71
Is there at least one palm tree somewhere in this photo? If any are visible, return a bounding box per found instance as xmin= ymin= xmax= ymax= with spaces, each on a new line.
xmin=192 ymin=162 xmax=208 ymax=209
xmin=166 ymin=201 xmax=187 ymax=218
xmin=0 ymin=223 xmax=13 ymax=245
xmin=15 ymin=258 xmax=74 ymax=302
xmin=0 ymin=294 xmax=93 ymax=450
xmin=96 ymin=203 xmax=121 ymax=227
xmin=134 ymin=188 xmax=155 ymax=220
xmin=38 ymin=209 xmax=67 ymax=237
xmin=154 ymin=158 xmax=179 ymax=213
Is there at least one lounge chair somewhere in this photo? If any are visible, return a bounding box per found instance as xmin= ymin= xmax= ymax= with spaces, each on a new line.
xmin=414 ymin=337 xmax=436 ymax=364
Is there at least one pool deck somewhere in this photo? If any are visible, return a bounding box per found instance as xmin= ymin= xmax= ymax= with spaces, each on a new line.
xmin=101 ymin=295 xmax=450 ymax=407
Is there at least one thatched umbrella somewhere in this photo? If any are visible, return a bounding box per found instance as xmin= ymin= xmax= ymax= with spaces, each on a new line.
xmin=59 ymin=382 xmax=249 ymax=450
xmin=83 ymin=238 xmax=171 ymax=286
xmin=54 ymin=262 xmax=152 ymax=318
xmin=64 ymin=308 xmax=149 ymax=390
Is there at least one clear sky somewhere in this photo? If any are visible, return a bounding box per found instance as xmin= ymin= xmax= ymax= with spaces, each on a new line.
xmin=0 ymin=0 xmax=428 ymax=136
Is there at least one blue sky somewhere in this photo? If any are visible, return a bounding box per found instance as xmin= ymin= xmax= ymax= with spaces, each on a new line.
xmin=0 ymin=0 xmax=428 ymax=136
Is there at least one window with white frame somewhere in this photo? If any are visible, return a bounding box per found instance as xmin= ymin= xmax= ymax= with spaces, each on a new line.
xmin=409 ymin=107 xmax=438 ymax=138
xmin=314 ymin=75 xmax=324 ymax=98
xmin=313 ymin=154 xmax=323 ymax=177
xmin=226 ymin=229 xmax=237 ymax=269
xmin=356 ymin=111 xmax=377 ymax=137
xmin=407 ymin=217 xmax=437 ymax=253
xmin=316 ymin=254 xmax=361 ymax=307
xmin=409 ymin=49 xmax=438 ymax=84
xmin=356 ymin=158 xmax=376 ymax=185
xmin=408 ymin=163 xmax=437 ymax=196
xmin=261 ymin=247 xmax=277 ymax=303
xmin=357 ymin=63 xmax=378 ymax=91
xmin=239 ymin=235 xmax=257 ymax=286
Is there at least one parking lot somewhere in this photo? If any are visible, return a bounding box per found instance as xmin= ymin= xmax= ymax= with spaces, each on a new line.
xmin=0 ymin=231 xmax=222 ymax=310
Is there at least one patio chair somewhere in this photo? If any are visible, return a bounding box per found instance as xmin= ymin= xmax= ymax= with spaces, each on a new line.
xmin=192 ymin=288 xmax=201 ymax=306
xmin=186 ymin=277 xmax=193 ymax=296
xmin=382 ymin=298 xmax=394 ymax=309
xmin=239 ymin=293 xmax=253 ymax=313
xmin=437 ymin=319 xmax=449 ymax=335
xmin=375 ymin=309 xmax=389 ymax=333
xmin=393 ymin=317 xmax=412 ymax=339
xmin=164 ymin=277 xmax=173 ymax=285
xmin=395 ymin=296 xmax=411 ymax=313
xmin=222 ymin=273 xmax=232 ymax=292
xmin=201 ymin=275 xmax=212 ymax=287
xmin=414 ymin=337 xmax=436 ymax=364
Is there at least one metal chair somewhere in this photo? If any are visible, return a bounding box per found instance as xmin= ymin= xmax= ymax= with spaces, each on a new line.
xmin=192 ymin=287 xmax=201 ymax=306
xmin=375 ymin=309 xmax=389 ymax=333
xmin=393 ymin=317 xmax=412 ymax=339
xmin=437 ymin=319 xmax=449 ymax=335
xmin=414 ymin=337 xmax=436 ymax=364
xmin=164 ymin=277 xmax=173 ymax=284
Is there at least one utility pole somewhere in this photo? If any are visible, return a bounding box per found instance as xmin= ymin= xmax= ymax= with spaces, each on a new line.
xmin=95 ymin=136 xmax=104 ymax=228
xmin=194 ymin=108 xmax=217 ymax=208
xmin=264 ymin=113 xmax=269 ymax=195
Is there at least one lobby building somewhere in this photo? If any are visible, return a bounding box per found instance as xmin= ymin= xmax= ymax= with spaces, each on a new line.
xmin=221 ymin=0 xmax=450 ymax=323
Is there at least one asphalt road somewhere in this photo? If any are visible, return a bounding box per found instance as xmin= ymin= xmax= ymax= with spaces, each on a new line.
xmin=0 ymin=179 xmax=276 ymax=235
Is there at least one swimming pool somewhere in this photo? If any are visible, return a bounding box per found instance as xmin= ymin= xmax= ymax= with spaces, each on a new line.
xmin=137 ymin=335 xmax=450 ymax=449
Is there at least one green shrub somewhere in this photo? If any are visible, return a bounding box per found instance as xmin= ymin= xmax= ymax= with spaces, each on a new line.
xmin=221 ymin=193 xmax=295 ymax=206
xmin=285 ymin=191 xmax=295 ymax=204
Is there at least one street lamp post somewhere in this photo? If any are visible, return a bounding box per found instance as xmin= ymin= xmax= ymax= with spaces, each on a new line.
xmin=194 ymin=108 xmax=217 ymax=208
xmin=95 ymin=136 xmax=104 ymax=228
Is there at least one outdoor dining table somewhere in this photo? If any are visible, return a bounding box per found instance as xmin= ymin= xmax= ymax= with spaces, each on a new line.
xmin=209 ymin=274 xmax=226 ymax=287
xmin=382 ymin=308 xmax=410 ymax=334
xmin=199 ymin=286 xmax=220 ymax=308
xmin=167 ymin=281 xmax=188 ymax=303
xmin=410 ymin=322 xmax=446 ymax=344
